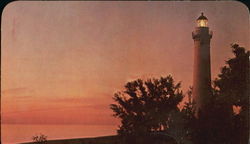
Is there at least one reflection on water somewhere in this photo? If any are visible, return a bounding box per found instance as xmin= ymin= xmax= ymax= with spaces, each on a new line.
xmin=2 ymin=124 xmax=117 ymax=144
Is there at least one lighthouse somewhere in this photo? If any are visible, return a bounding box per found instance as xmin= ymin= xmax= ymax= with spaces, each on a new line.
xmin=192 ymin=13 xmax=213 ymax=115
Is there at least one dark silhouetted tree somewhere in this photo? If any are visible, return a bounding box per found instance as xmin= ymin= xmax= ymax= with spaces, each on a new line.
xmin=110 ymin=75 xmax=183 ymax=144
xmin=213 ymin=44 xmax=249 ymax=144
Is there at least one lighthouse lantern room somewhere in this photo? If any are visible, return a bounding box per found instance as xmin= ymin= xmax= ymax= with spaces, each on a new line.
xmin=197 ymin=12 xmax=208 ymax=27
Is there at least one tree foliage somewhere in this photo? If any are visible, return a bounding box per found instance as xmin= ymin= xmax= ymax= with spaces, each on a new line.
xmin=110 ymin=75 xmax=183 ymax=143
xmin=214 ymin=44 xmax=249 ymax=107
xmin=213 ymin=44 xmax=250 ymax=143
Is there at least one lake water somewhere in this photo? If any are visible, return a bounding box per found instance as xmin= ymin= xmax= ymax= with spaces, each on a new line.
xmin=1 ymin=124 xmax=117 ymax=144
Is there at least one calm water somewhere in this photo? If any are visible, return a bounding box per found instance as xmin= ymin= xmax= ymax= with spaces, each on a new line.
xmin=2 ymin=124 xmax=117 ymax=144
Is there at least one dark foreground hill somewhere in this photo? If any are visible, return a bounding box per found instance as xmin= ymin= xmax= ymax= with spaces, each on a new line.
xmin=21 ymin=135 xmax=178 ymax=144
xmin=21 ymin=135 xmax=120 ymax=144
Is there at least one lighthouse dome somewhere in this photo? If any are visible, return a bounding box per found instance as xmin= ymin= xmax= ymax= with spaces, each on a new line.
xmin=197 ymin=12 xmax=208 ymax=20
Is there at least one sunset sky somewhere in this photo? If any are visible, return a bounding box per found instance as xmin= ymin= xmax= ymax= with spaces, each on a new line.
xmin=2 ymin=1 xmax=249 ymax=125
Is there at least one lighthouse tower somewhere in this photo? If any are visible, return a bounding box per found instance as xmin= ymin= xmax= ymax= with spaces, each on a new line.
xmin=192 ymin=13 xmax=212 ymax=115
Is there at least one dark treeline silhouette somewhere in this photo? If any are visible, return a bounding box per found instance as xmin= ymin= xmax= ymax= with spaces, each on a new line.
xmin=110 ymin=44 xmax=249 ymax=144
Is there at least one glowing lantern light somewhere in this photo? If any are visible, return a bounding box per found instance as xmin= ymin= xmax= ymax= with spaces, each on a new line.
xmin=197 ymin=12 xmax=208 ymax=27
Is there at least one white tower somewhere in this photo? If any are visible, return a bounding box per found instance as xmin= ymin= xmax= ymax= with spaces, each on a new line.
xmin=192 ymin=13 xmax=213 ymax=115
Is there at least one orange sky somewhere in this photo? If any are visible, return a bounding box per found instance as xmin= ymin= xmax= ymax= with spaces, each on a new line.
xmin=1 ymin=1 xmax=249 ymax=125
